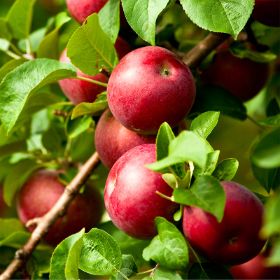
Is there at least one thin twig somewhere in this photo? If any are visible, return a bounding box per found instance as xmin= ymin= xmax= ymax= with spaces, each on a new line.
xmin=0 ymin=152 xmax=100 ymax=280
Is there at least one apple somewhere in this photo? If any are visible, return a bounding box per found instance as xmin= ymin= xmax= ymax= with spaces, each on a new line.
xmin=202 ymin=49 xmax=270 ymax=101
xmin=230 ymin=254 xmax=280 ymax=279
xmin=104 ymin=144 xmax=178 ymax=239
xmin=182 ymin=181 xmax=265 ymax=265
xmin=95 ymin=109 xmax=155 ymax=168
xmin=253 ymin=0 xmax=280 ymax=27
xmin=66 ymin=0 xmax=107 ymax=24
xmin=107 ymin=46 xmax=196 ymax=134
xmin=17 ymin=170 xmax=103 ymax=245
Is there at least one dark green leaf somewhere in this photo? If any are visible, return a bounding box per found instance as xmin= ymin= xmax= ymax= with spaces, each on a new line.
xmin=99 ymin=0 xmax=120 ymax=43
xmin=0 ymin=18 xmax=11 ymax=40
xmin=190 ymin=111 xmax=220 ymax=139
xmin=143 ymin=217 xmax=189 ymax=270
xmin=156 ymin=122 xmax=175 ymax=160
xmin=0 ymin=58 xmax=76 ymax=132
xmin=6 ymin=0 xmax=36 ymax=39
xmin=213 ymin=158 xmax=239 ymax=181
xmin=79 ymin=228 xmax=122 ymax=276
xmin=50 ymin=229 xmax=85 ymax=280
xmin=258 ymin=114 xmax=280 ymax=127
xmin=173 ymin=175 xmax=226 ymax=222
xmin=66 ymin=115 xmax=93 ymax=139
xmin=179 ymin=0 xmax=254 ymax=38
xmin=121 ymin=0 xmax=169 ymax=45
xmin=251 ymin=128 xmax=280 ymax=168
xmin=67 ymin=14 xmax=118 ymax=75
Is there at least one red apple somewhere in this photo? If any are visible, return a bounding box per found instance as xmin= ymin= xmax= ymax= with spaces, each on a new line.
xmin=107 ymin=46 xmax=196 ymax=134
xmin=104 ymin=144 xmax=178 ymax=239
xmin=95 ymin=109 xmax=155 ymax=168
xmin=59 ymin=49 xmax=108 ymax=105
xmin=230 ymin=254 xmax=280 ymax=279
xmin=182 ymin=181 xmax=265 ymax=265
xmin=66 ymin=0 xmax=107 ymax=23
xmin=17 ymin=170 xmax=103 ymax=245
xmin=253 ymin=0 xmax=280 ymax=27
xmin=202 ymin=49 xmax=270 ymax=101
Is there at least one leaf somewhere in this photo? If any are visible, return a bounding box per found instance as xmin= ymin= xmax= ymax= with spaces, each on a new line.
xmin=143 ymin=217 xmax=189 ymax=270
xmin=0 ymin=219 xmax=25 ymax=240
xmin=79 ymin=228 xmax=122 ymax=276
xmin=3 ymin=159 xmax=40 ymax=206
xmin=213 ymin=158 xmax=239 ymax=181
xmin=111 ymin=255 xmax=137 ymax=280
xmin=0 ymin=59 xmax=76 ymax=133
xmin=67 ymin=13 xmax=118 ymax=75
xmin=258 ymin=114 xmax=280 ymax=127
xmin=148 ymin=131 xmax=213 ymax=171
xmin=66 ymin=115 xmax=93 ymax=139
xmin=156 ymin=122 xmax=175 ymax=161
xmin=190 ymin=111 xmax=220 ymax=139
xmin=0 ymin=18 xmax=11 ymax=40
xmin=0 ymin=231 xmax=30 ymax=249
xmin=267 ymin=240 xmax=280 ymax=266
xmin=195 ymin=150 xmax=220 ymax=177
xmin=173 ymin=175 xmax=226 ymax=222
xmin=0 ymin=58 xmax=26 ymax=83
xmin=6 ymin=0 xmax=36 ymax=39
xmin=179 ymin=0 xmax=254 ymax=38
xmin=145 ymin=268 xmax=183 ymax=280
xmin=191 ymin=85 xmax=247 ymax=120
xmin=121 ymin=0 xmax=169 ymax=45
xmin=50 ymin=229 xmax=85 ymax=280
xmin=99 ymin=0 xmax=120 ymax=43
xmin=251 ymin=128 xmax=280 ymax=169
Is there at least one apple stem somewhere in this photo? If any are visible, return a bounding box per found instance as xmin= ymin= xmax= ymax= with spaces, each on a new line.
xmin=155 ymin=191 xmax=174 ymax=201
xmin=76 ymin=75 xmax=108 ymax=88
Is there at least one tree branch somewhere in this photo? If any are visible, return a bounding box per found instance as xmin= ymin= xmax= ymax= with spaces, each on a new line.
xmin=0 ymin=31 xmax=230 ymax=280
xmin=183 ymin=32 xmax=230 ymax=67
xmin=0 ymin=152 xmax=100 ymax=280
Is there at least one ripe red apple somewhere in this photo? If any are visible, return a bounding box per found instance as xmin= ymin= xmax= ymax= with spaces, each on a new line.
xmin=230 ymin=254 xmax=280 ymax=279
xmin=107 ymin=46 xmax=196 ymax=134
xmin=202 ymin=49 xmax=270 ymax=101
xmin=66 ymin=0 xmax=107 ymax=23
xmin=104 ymin=144 xmax=178 ymax=239
xmin=95 ymin=109 xmax=155 ymax=168
xmin=253 ymin=0 xmax=280 ymax=27
xmin=59 ymin=49 xmax=108 ymax=105
xmin=182 ymin=181 xmax=265 ymax=265
xmin=17 ymin=170 xmax=103 ymax=245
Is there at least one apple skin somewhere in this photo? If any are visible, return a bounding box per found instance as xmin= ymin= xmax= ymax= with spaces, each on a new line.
xmin=230 ymin=254 xmax=280 ymax=279
xmin=104 ymin=144 xmax=178 ymax=239
xmin=95 ymin=109 xmax=155 ymax=169
xmin=202 ymin=50 xmax=269 ymax=102
xmin=17 ymin=170 xmax=103 ymax=246
xmin=107 ymin=46 xmax=196 ymax=134
xmin=59 ymin=49 xmax=108 ymax=105
xmin=253 ymin=0 xmax=280 ymax=27
xmin=182 ymin=181 xmax=265 ymax=265
xmin=66 ymin=0 xmax=107 ymax=23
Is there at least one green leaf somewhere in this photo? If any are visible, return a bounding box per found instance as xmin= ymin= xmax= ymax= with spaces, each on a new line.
xmin=267 ymin=240 xmax=280 ymax=266
xmin=71 ymin=96 xmax=108 ymax=119
xmin=0 ymin=219 xmax=25 ymax=240
xmin=145 ymin=268 xmax=183 ymax=280
xmin=156 ymin=122 xmax=175 ymax=161
xmin=148 ymin=131 xmax=213 ymax=171
xmin=258 ymin=114 xmax=280 ymax=127
xmin=143 ymin=217 xmax=189 ymax=270
xmin=79 ymin=228 xmax=122 ymax=276
xmin=191 ymin=85 xmax=247 ymax=120
xmin=0 ymin=18 xmax=11 ymax=40
xmin=0 ymin=231 xmax=30 ymax=248
xmin=121 ymin=0 xmax=169 ymax=45
xmin=251 ymin=128 xmax=280 ymax=169
xmin=173 ymin=175 xmax=226 ymax=222
xmin=0 ymin=58 xmax=26 ymax=83
xmin=179 ymin=0 xmax=254 ymax=38
xmin=232 ymin=47 xmax=277 ymax=63
xmin=213 ymin=158 xmax=239 ymax=181
xmin=261 ymin=193 xmax=280 ymax=237
xmin=0 ymin=58 xmax=76 ymax=133
xmin=3 ymin=159 xmax=40 ymax=206
xmin=190 ymin=111 xmax=220 ymax=139
xmin=67 ymin=13 xmax=118 ymax=75
xmin=111 ymin=255 xmax=137 ymax=280
xmin=99 ymin=0 xmax=120 ymax=43
xmin=195 ymin=150 xmax=220 ymax=176
xmin=50 ymin=229 xmax=85 ymax=280
xmin=66 ymin=115 xmax=93 ymax=139
xmin=37 ymin=12 xmax=71 ymax=59
xmin=6 ymin=0 xmax=36 ymax=39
